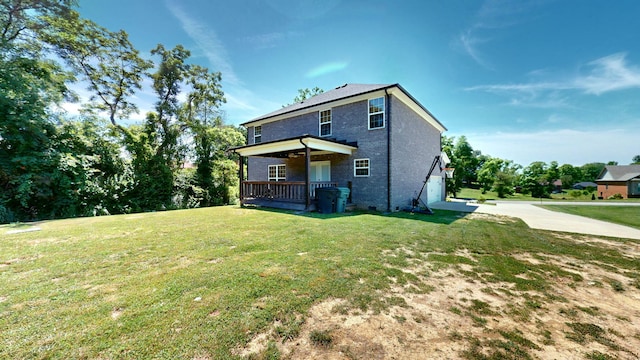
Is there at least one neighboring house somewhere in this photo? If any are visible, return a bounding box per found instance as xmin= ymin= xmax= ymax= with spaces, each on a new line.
xmin=595 ymin=165 xmax=640 ymax=199
xmin=233 ymin=83 xmax=448 ymax=211
xmin=572 ymin=182 xmax=597 ymax=190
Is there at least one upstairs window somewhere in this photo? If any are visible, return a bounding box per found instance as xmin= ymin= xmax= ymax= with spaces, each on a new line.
xmin=254 ymin=126 xmax=262 ymax=144
xmin=268 ymin=164 xmax=286 ymax=181
xmin=354 ymin=159 xmax=370 ymax=177
xmin=368 ymin=97 xmax=385 ymax=129
xmin=319 ymin=109 xmax=332 ymax=136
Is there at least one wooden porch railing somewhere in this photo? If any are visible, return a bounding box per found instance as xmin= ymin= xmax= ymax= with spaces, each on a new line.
xmin=241 ymin=181 xmax=338 ymax=203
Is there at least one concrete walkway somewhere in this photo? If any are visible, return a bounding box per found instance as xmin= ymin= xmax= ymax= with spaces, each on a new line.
xmin=430 ymin=200 xmax=640 ymax=240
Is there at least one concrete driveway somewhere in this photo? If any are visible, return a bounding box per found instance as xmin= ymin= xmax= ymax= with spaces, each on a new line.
xmin=430 ymin=200 xmax=640 ymax=240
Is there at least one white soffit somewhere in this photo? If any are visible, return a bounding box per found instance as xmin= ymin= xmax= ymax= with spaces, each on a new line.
xmin=235 ymin=137 xmax=356 ymax=157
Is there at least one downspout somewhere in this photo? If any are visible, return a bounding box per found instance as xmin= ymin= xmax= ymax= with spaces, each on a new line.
xmin=299 ymin=138 xmax=311 ymax=210
xmin=385 ymin=89 xmax=391 ymax=212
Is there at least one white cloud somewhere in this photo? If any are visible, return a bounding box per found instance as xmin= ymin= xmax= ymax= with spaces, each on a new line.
xmin=165 ymin=0 xmax=240 ymax=86
xmin=456 ymin=129 xmax=638 ymax=166
xmin=456 ymin=0 xmax=541 ymax=68
xmin=574 ymin=53 xmax=640 ymax=95
xmin=242 ymin=31 xmax=301 ymax=50
xmin=468 ymin=53 xmax=640 ymax=99
xmin=305 ymin=61 xmax=349 ymax=78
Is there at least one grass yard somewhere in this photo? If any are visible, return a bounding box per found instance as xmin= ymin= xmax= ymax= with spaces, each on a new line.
xmin=1 ymin=206 xmax=640 ymax=359
xmin=540 ymin=205 xmax=640 ymax=230
xmin=457 ymin=187 xmax=640 ymax=203
xmin=456 ymin=187 xmax=601 ymax=202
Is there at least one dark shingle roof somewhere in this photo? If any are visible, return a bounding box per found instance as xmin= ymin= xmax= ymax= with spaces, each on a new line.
xmin=243 ymin=84 xmax=394 ymax=125
xmin=597 ymin=165 xmax=640 ymax=181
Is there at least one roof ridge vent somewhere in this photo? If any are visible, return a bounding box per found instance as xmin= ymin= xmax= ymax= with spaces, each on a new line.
xmin=335 ymin=83 xmax=348 ymax=89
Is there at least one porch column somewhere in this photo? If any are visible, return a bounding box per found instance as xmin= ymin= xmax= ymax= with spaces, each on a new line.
xmin=305 ymin=146 xmax=311 ymax=210
xmin=238 ymin=156 xmax=245 ymax=206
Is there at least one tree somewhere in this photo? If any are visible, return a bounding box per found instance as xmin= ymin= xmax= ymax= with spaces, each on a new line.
xmin=558 ymin=164 xmax=583 ymax=189
xmin=580 ymin=163 xmax=605 ymax=182
xmin=477 ymin=157 xmax=520 ymax=197
xmin=286 ymin=87 xmax=324 ymax=106
xmin=451 ymin=136 xmax=480 ymax=189
xmin=632 ymin=155 xmax=640 ymax=164
xmin=1 ymin=0 xmax=75 ymax=51
xmin=519 ymin=161 xmax=549 ymax=198
xmin=41 ymin=11 xmax=153 ymax=126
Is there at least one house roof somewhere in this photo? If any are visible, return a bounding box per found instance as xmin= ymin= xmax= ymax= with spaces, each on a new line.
xmin=242 ymin=83 xmax=447 ymax=132
xmin=596 ymin=165 xmax=640 ymax=182
xmin=573 ymin=182 xmax=597 ymax=188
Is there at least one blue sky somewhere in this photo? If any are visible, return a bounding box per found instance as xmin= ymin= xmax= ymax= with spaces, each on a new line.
xmin=76 ymin=0 xmax=640 ymax=166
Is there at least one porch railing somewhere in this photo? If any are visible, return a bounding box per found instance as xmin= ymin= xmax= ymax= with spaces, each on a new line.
xmin=241 ymin=181 xmax=337 ymax=203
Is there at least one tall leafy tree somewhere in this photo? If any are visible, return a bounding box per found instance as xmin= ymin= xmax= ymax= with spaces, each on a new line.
xmin=519 ymin=161 xmax=549 ymax=198
xmin=285 ymin=87 xmax=324 ymax=106
xmin=182 ymin=65 xmax=225 ymax=205
xmin=448 ymin=136 xmax=480 ymax=195
xmin=0 ymin=0 xmax=76 ymax=221
xmin=558 ymin=164 xmax=583 ymax=188
xmin=1 ymin=0 xmax=75 ymax=50
xmin=633 ymin=155 xmax=640 ymax=164
xmin=40 ymin=11 xmax=153 ymax=126
xmin=580 ymin=162 xmax=605 ymax=182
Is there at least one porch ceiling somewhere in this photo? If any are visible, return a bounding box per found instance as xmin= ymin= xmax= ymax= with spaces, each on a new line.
xmin=232 ymin=135 xmax=357 ymax=158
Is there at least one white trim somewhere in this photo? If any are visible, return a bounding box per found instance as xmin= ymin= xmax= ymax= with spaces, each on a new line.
xmin=354 ymin=158 xmax=370 ymax=177
xmin=386 ymin=87 xmax=446 ymax=133
xmin=235 ymin=137 xmax=357 ymax=157
xmin=368 ymin=97 xmax=385 ymax=130
xmin=268 ymin=164 xmax=286 ymax=181
xmin=319 ymin=109 xmax=332 ymax=137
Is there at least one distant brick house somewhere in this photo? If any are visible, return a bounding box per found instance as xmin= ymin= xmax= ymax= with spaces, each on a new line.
xmin=233 ymin=83 xmax=448 ymax=211
xmin=595 ymin=165 xmax=640 ymax=199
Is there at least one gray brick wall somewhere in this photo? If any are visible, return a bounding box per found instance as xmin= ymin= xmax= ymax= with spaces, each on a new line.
xmin=389 ymin=97 xmax=444 ymax=210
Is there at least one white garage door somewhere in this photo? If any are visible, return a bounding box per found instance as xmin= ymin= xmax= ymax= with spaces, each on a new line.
xmin=426 ymin=176 xmax=442 ymax=204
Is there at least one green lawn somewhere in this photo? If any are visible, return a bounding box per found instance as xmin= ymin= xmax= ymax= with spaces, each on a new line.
xmin=1 ymin=206 xmax=639 ymax=358
xmin=540 ymin=205 xmax=640 ymax=230
xmin=455 ymin=187 xmax=640 ymax=202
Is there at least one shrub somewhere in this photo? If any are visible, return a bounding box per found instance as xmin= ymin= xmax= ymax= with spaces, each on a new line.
xmin=569 ymin=190 xmax=582 ymax=199
xmin=309 ymin=330 xmax=333 ymax=347
xmin=607 ymin=193 xmax=623 ymax=200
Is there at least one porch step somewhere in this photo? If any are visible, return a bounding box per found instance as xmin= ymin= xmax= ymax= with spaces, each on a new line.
xmin=242 ymin=199 xmax=315 ymax=212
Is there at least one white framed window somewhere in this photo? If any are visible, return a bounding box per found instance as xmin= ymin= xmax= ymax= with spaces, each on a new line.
xmin=268 ymin=164 xmax=286 ymax=181
xmin=368 ymin=97 xmax=385 ymax=129
xmin=254 ymin=126 xmax=262 ymax=144
xmin=354 ymin=158 xmax=370 ymax=177
xmin=319 ymin=109 xmax=332 ymax=136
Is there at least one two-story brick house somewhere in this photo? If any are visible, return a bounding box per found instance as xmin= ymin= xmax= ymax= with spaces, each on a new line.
xmin=233 ymin=83 xmax=448 ymax=212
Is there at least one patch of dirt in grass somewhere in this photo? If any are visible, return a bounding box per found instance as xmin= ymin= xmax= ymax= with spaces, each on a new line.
xmin=110 ymin=307 xmax=123 ymax=320
xmin=238 ymin=238 xmax=640 ymax=359
xmin=554 ymin=233 xmax=640 ymax=259
xmin=467 ymin=212 xmax=518 ymax=224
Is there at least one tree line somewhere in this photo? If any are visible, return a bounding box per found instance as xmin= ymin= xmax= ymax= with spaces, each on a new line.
xmin=0 ymin=0 xmax=245 ymax=223
xmin=443 ymin=136 xmax=640 ymax=198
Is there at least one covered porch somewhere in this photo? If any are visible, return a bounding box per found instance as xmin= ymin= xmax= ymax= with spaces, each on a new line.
xmin=233 ymin=135 xmax=357 ymax=211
